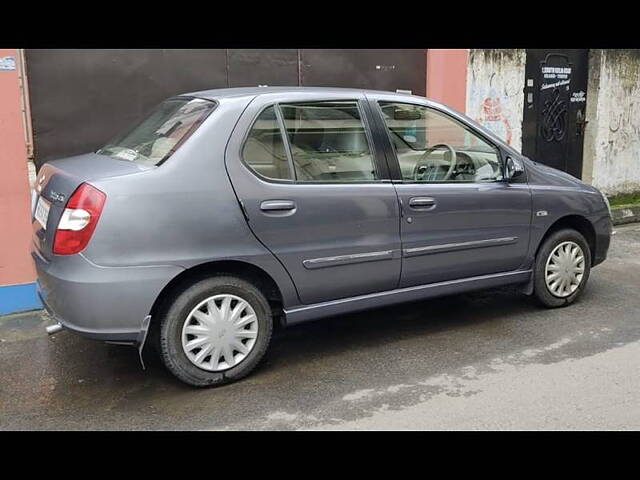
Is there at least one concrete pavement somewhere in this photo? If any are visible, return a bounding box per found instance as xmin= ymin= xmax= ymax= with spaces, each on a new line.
xmin=1 ymin=224 xmax=639 ymax=430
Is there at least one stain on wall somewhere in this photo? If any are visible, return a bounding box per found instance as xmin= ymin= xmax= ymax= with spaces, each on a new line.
xmin=585 ymin=50 xmax=640 ymax=195
xmin=466 ymin=49 xmax=525 ymax=152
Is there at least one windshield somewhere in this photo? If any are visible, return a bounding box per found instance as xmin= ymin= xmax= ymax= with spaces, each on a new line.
xmin=97 ymin=97 xmax=215 ymax=166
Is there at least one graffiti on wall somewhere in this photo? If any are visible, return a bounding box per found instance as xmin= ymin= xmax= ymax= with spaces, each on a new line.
xmin=474 ymin=73 xmax=513 ymax=145
xmin=466 ymin=50 xmax=525 ymax=152
xmin=601 ymin=96 xmax=640 ymax=181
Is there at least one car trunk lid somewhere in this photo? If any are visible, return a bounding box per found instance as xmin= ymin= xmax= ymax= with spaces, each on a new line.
xmin=32 ymin=153 xmax=151 ymax=260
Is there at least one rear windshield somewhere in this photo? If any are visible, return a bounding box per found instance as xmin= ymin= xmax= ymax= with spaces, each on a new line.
xmin=97 ymin=97 xmax=215 ymax=166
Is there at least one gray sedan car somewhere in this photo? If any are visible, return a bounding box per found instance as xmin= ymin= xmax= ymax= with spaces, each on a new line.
xmin=32 ymin=87 xmax=612 ymax=386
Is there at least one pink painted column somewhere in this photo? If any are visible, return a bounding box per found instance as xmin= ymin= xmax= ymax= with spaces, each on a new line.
xmin=0 ymin=49 xmax=35 ymax=287
xmin=426 ymin=49 xmax=469 ymax=114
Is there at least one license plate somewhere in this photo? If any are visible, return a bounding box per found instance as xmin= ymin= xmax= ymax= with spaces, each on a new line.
xmin=35 ymin=196 xmax=51 ymax=230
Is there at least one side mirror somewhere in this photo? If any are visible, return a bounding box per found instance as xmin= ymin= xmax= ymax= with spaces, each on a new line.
xmin=505 ymin=156 xmax=524 ymax=181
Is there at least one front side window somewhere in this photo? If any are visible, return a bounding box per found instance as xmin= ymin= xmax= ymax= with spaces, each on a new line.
xmin=378 ymin=102 xmax=503 ymax=183
xmin=280 ymin=101 xmax=377 ymax=182
xmin=97 ymin=97 xmax=215 ymax=166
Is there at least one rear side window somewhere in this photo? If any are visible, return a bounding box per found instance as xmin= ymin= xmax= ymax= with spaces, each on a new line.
xmin=242 ymin=106 xmax=293 ymax=180
xmin=241 ymin=101 xmax=378 ymax=183
xmin=97 ymin=97 xmax=215 ymax=166
xmin=281 ymin=101 xmax=377 ymax=182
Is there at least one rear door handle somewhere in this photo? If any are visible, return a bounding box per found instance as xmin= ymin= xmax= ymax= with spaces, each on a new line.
xmin=260 ymin=200 xmax=296 ymax=212
xmin=408 ymin=197 xmax=436 ymax=210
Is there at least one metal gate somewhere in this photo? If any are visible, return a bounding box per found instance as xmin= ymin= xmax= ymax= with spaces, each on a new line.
xmin=25 ymin=49 xmax=427 ymax=168
xmin=26 ymin=49 xmax=229 ymax=167
xmin=299 ymin=49 xmax=425 ymax=95
xmin=521 ymin=49 xmax=589 ymax=178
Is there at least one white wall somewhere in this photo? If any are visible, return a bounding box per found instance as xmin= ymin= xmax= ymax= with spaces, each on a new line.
xmin=466 ymin=49 xmax=526 ymax=152
xmin=583 ymin=50 xmax=640 ymax=195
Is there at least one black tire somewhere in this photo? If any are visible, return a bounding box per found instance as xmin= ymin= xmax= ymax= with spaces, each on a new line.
xmin=158 ymin=275 xmax=273 ymax=387
xmin=533 ymin=228 xmax=591 ymax=308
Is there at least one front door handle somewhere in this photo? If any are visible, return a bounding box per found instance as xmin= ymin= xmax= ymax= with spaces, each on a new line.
xmin=408 ymin=197 xmax=436 ymax=210
xmin=260 ymin=200 xmax=296 ymax=212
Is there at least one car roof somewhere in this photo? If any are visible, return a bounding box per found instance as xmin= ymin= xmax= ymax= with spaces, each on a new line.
xmin=184 ymin=85 xmax=422 ymax=101
xmin=182 ymin=86 xmax=519 ymax=157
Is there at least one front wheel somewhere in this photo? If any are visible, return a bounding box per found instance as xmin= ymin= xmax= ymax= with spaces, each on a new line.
xmin=158 ymin=276 xmax=273 ymax=387
xmin=533 ymin=228 xmax=591 ymax=308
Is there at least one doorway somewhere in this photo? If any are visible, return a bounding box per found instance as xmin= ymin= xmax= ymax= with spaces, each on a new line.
xmin=521 ymin=49 xmax=589 ymax=178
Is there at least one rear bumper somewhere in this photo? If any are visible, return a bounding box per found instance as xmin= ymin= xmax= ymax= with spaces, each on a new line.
xmin=33 ymin=249 xmax=183 ymax=343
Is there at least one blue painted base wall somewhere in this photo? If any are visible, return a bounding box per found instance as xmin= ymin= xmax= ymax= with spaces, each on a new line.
xmin=0 ymin=282 xmax=42 ymax=315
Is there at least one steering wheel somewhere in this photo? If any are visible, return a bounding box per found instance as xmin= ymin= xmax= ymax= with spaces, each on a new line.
xmin=413 ymin=143 xmax=457 ymax=181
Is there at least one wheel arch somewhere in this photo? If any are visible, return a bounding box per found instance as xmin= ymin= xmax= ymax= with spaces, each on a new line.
xmin=148 ymin=259 xmax=286 ymax=330
xmin=537 ymin=214 xmax=597 ymax=265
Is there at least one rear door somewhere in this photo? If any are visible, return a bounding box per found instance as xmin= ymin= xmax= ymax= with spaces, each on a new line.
xmin=225 ymin=91 xmax=401 ymax=305
xmin=367 ymin=94 xmax=532 ymax=288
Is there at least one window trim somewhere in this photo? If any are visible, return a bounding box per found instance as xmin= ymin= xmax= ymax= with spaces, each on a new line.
xmin=239 ymin=98 xmax=388 ymax=185
xmin=273 ymin=102 xmax=297 ymax=181
xmin=373 ymin=100 xmax=506 ymax=185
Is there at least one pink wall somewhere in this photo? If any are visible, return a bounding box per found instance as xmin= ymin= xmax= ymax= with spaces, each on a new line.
xmin=0 ymin=49 xmax=35 ymax=286
xmin=426 ymin=49 xmax=469 ymax=113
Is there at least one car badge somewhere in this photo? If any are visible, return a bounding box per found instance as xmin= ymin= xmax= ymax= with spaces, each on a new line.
xmin=50 ymin=191 xmax=66 ymax=203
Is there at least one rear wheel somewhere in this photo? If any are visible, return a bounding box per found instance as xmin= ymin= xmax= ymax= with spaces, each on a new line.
xmin=158 ymin=276 xmax=273 ymax=387
xmin=533 ymin=228 xmax=591 ymax=308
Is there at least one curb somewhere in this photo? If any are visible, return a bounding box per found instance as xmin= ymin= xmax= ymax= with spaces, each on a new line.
xmin=0 ymin=282 xmax=42 ymax=316
xmin=611 ymin=204 xmax=640 ymax=226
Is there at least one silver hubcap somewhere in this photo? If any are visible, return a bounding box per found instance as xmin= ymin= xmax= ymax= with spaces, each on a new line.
xmin=181 ymin=294 xmax=258 ymax=372
xmin=545 ymin=241 xmax=585 ymax=298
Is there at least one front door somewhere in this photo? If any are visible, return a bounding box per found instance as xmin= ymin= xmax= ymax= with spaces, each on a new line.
xmin=522 ymin=49 xmax=589 ymax=179
xmin=369 ymin=95 xmax=532 ymax=288
xmin=225 ymin=92 xmax=402 ymax=305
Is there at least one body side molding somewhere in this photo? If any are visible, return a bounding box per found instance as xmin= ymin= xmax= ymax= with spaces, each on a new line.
xmin=404 ymin=237 xmax=518 ymax=258
xmin=284 ymin=269 xmax=532 ymax=325
xmin=302 ymin=250 xmax=395 ymax=270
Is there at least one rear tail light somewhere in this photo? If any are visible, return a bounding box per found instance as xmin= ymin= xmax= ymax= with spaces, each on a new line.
xmin=53 ymin=183 xmax=106 ymax=255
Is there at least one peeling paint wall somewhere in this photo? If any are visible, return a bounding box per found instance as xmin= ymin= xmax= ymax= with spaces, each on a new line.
xmin=466 ymin=49 xmax=526 ymax=152
xmin=583 ymin=50 xmax=640 ymax=195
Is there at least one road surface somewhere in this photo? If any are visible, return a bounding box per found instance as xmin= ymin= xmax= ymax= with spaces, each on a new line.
xmin=1 ymin=224 xmax=639 ymax=430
